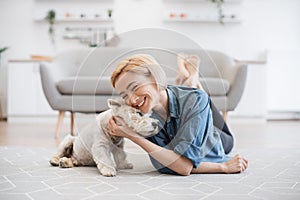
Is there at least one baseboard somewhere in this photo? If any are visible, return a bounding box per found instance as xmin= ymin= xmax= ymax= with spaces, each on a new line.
xmin=7 ymin=115 xmax=65 ymax=123
xmin=6 ymin=113 xmax=95 ymax=123
xmin=267 ymin=111 xmax=300 ymax=121
xmin=228 ymin=116 xmax=267 ymax=124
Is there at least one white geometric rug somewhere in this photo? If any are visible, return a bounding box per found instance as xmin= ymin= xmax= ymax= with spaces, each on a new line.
xmin=0 ymin=146 xmax=300 ymax=200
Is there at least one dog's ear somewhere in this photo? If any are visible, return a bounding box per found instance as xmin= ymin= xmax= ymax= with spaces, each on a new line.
xmin=108 ymin=99 xmax=121 ymax=108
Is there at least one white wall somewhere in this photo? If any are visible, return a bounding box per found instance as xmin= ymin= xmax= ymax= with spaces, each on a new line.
xmin=1 ymin=0 xmax=299 ymax=117
xmin=1 ymin=0 xmax=299 ymax=58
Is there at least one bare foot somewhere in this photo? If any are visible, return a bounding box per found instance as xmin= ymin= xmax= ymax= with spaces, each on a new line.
xmin=222 ymin=154 xmax=248 ymax=174
xmin=185 ymin=55 xmax=203 ymax=90
xmin=185 ymin=55 xmax=200 ymax=76
xmin=177 ymin=53 xmax=189 ymax=79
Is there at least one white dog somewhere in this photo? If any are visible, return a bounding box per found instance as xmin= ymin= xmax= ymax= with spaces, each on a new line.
xmin=49 ymin=99 xmax=159 ymax=177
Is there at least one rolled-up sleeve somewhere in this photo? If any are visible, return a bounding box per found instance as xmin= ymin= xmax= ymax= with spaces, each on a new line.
xmin=171 ymin=97 xmax=216 ymax=168
xmin=147 ymin=86 xmax=227 ymax=174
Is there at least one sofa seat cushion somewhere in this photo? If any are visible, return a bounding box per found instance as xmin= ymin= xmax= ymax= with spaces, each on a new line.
xmin=56 ymin=77 xmax=115 ymax=95
xmin=167 ymin=77 xmax=230 ymax=96
xmin=200 ymin=77 xmax=230 ymax=96
xmin=57 ymin=76 xmax=230 ymax=96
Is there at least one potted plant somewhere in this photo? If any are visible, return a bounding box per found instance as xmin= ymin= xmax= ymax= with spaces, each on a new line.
xmin=45 ymin=10 xmax=56 ymax=34
xmin=107 ymin=9 xmax=113 ymax=18
xmin=209 ymin=0 xmax=225 ymax=24
xmin=45 ymin=10 xmax=56 ymax=44
xmin=0 ymin=47 xmax=9 ymax=65
xmin=0 ymin=47 xmax=8 ymax=55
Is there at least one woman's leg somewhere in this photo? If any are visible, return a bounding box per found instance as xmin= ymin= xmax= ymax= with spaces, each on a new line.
xmin=217 ymin=128 xmax=234 ymax=154
xmin=210 ymin=100 xmax=234 ymax=154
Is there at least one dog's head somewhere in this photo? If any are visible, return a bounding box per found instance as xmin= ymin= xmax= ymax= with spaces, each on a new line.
xmin=108 ymin=99 xmax=159 ymax=137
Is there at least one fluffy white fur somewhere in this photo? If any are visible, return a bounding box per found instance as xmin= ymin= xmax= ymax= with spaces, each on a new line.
xmin=49 ymin=99 xmax=159 ymax=177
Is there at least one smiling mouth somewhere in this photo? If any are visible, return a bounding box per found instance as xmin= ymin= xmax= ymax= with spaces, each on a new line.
xmin=136 ymin=97 xmax=146 ymax=109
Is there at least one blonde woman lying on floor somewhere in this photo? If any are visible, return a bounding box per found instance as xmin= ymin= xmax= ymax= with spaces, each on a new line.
xmin=107 ymin=53 xmax=248 ymax=176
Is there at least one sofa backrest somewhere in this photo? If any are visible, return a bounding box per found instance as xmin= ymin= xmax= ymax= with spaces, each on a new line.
xmin=53 ymin=47 xmax=236 ymax=83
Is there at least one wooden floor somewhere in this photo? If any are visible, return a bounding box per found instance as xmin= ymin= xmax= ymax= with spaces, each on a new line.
xmin=0 ymin=120 xmax=70 ymax=147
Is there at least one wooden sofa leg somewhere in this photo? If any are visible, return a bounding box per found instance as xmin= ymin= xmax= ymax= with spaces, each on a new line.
xmin=55 ymin=111 xmax=65 ymax=139
xmin=222 ymin=111 xmax=228 ymax=122
xmin=0 ymin=100 xmax=3 ymax=121
xmin=70 ymin=112 xmax=74 ymax=136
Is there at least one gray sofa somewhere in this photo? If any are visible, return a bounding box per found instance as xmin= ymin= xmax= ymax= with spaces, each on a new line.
xmin=40 ymin=47 xmax=247 ymax=137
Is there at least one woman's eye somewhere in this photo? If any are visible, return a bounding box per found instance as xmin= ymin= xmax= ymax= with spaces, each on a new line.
xmin=132 ymin=85 xmax=138 ymax=91
xmin=122 ymin=95 xmax=128 ymax=100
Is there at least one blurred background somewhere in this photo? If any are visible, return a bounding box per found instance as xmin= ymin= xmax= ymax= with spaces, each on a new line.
xmin=0 ymin=0 xmax=299 ymax=122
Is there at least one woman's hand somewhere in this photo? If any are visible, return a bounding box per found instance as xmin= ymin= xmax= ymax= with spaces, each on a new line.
xmin=221 ymin=154 xmax=248 ymax=174
xmin=108 ymin=117 xmax=142 ymax=139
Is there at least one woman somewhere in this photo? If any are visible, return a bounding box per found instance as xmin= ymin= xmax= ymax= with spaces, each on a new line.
xmin=108 ymin=54 xmax=248 ymax=176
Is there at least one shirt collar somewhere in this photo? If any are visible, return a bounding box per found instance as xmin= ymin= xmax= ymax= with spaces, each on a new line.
xmin=166 ymin=87 xmax=180 ymax=119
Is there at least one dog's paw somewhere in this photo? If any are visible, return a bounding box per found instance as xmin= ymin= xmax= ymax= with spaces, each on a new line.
xmin=59 ymin=157 xmax=74 ymax=168
xmin=100 ymin=166 xmax=117 ymax=177
xmin=118 ymin=162 xmax=133 ymax=169
xmin=49 ymin=156 xmax=60 ymax=166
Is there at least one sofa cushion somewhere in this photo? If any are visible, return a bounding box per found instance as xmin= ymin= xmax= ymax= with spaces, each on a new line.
xmin=56 ymin=77 xmax=115 ymax=95
xmin=167 ymin=77 xmax=230 ymax=96
xmin=57 ymin=76 xmax=230 ymax=96
xmin=200 ymin=77 xmax=230 ymax=96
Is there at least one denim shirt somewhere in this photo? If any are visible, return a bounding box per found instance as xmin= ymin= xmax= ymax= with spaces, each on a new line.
xmin=147 ymin=85 xmax=229 ymax=174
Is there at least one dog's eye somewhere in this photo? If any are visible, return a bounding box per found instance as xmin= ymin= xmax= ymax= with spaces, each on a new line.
xmin=137 ymin=112 xmax=142 ymax=116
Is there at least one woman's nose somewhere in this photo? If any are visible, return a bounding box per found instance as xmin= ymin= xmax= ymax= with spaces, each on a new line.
xmin=129 ymin=94 xmax=139 ymax=105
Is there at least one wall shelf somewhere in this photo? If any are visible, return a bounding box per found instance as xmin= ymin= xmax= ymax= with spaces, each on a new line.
xmin=163 ymin=0 xmax=242 ymax=3
xmin=163 ymin=17 xmax=242 ymax=23
xmin=34 ymin=0 xmax=114 ymax=24
xmin=163 ymin=0 xmax=243 ymax=24
xmin=35 ymin=0 xmax=113 ymax=2
xmin=34 ymin=18 xmax=113 ymax=23
xmin=34 ymin=9 xmax=113 ymax=23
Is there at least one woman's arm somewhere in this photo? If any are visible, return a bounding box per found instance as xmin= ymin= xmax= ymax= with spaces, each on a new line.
xmin=108 ymin=117 xmax=193 ymax=176
xmin=108 ymin=117 xmax=248 ymax=176
xmin=130 ymin=135 xmax=194 ymax=176
xmin=192 ymin=154 xmax=248 ymax=174
xmin=135 ymin=134 xmax=248 ymax=175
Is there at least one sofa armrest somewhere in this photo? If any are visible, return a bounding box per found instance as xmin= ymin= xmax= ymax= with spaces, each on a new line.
xmin=39 ymin=62 xmax=62 ymax=111
xmin=226 ymin=64 xmax=248 ymax=111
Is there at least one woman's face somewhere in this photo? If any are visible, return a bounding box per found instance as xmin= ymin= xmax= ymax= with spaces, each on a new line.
xmin=114 ymin=71 xmax=159 ymax=114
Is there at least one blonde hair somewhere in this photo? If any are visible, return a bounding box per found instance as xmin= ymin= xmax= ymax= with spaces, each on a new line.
xmin=110 ymin=54 xmax=167 ymax=90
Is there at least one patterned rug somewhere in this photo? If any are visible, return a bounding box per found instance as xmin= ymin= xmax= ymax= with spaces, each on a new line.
xmin=0 ymin=146 xmax=300 ymax=200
